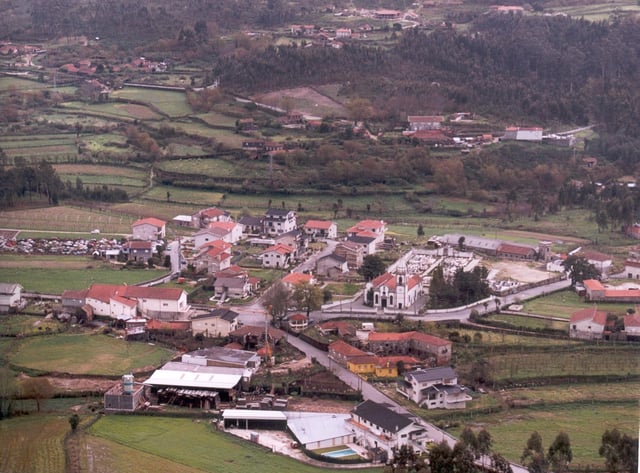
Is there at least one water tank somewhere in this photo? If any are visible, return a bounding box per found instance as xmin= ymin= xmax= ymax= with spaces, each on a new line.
xmin=250 ymin=432 xmax=259 ymax=443
xmin=122 ymin=374 xmax=134 ymax=395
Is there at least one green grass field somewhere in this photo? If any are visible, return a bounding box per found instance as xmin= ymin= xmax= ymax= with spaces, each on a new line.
xmin=449 ymin=402 xmax=638 ymax=468
xmin=488 ymin=313 xmax=568 ymax=331
xmin=0 ymin=255 xmax=169 ymax=293
xmin=9 ymin=333 xmax=174 ymax=375
xmin=111 ymin=88 xmax=192 ymax=117
xmin=0 ymin=314 xmax=65 ymax=336
xmin=523 ymin=290 xmax=636 ymax=318
xmin=88 ymin=416 xmax=382 ymax=473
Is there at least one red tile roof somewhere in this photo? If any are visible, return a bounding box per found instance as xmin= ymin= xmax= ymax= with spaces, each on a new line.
xmin=329 ymin=339 xmax=366 ymax=357
xmin=498 ymin=243 xmax=535 ymax=256
xmin=368 ymin=331 xmax=450 ymax=347
xmin=133 ymin=217 xmax=166 ymax=228
xmin=625 ymin=260 xmax=640 ymax=269
xmin=304 ymin=220 xmax=334 ymax=230
xmin=583 ymin=279 xmax=604 ymax=291
xmin=347 ymin=220 xmax=385 ymax=233
xmin=146 ymin=319 xmax=190 ymax=331
xmin=289 ymin=313 xmax=308 ymax=322
xmin=282 ymin=272 xmax=313 ymax=285
xmin=624 ymin=313 xmax=640 ymax=327
xmin=570 ymin=307 xmax=608 ymax=325
xmin=263 ymin=244 xmax=294 ymax=255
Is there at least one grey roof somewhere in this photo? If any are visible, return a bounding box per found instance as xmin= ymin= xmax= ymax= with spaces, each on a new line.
xmin=423 ymin=384 xmax=466 ymax=395
xmin=0 ymin=283 xmax=23 ymax=295
xmin=214 ymin=277 xmax=247 ymax=289
xmin=239 ymin=216 xmax=262 ymax=226
xmin=351 ymin=400 xmax=412 ymax=432
xmin=286 ymin=412 xmax=352 ymax=445
xmin=191 ymin=308 xmax=239 ymax=322
xmin=318 ymin=253 xmax=347 ymax=264
xmin=406 ymin=367 xmax=457 ymax=383
xmin=441 ymin=234 xmax=501 ymax=251
xmin=265 ymin=208 xmax=293 ymax=217
xmin=184 ymin=346 xmax=258 ymax=364
xmin=348 ymin=235 xmax=376 ymax=244
xmin=161 ymin=361 xmax=246 ymax=377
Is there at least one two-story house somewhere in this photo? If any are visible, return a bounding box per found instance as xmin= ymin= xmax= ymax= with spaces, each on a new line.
xmin=263 ymin=208 xmax=297 ymax=236
xmin=397 ymin=367 xmax=471 ymax=409
xmin=132 ymin=217 xmax=166 ymax=241
xmin=303 ymin=219 xmax=338 ymax=240
xmin=191 ymin=308 xmax=239 ymax=338
xmin=260 ymin=244 xmax=295 ymax=269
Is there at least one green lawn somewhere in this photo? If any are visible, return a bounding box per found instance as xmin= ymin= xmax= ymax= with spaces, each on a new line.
xmin=488 ymin=313 xmax=568 ymax=331
xmin=88 ymin=416 xmax=382 ymax=473
xmin=0 ymin=260 xmax=170 ymax=293
xmin=523 ymin=290 xmax=636 ymax=318
xmin=111 ymin=88 xmax=192 ymax=117
xmin=0 ymin=314 xmax=65 ymax=336
xmin=9 ymin=333 xmax=174 ymax=375
xmin=448 ymin=402 xmax=638 ymax=468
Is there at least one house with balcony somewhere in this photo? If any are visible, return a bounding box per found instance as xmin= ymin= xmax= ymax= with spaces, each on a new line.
xmin=397 ymin=367 xmax=471 ymax=409
xmin=263 ymin=208 xmax=297 ymax=236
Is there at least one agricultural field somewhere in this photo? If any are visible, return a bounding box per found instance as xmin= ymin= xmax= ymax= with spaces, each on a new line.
xmin=0 ymin=415 xmax=68 ymax=473
xmin=9 ymin=333 xmax=175 ymax=375
xmin=87 ymin=416 xmax=382 ymax=473
xmin=487 ymin=313 xmax=568 ymax=331
xmin=54 ymin=164 xmax=148 ymax=192
xmin=0 ymin=206 xmax=135 ymax=235
xmin=0 ymin=254 xmax=169 ymax=293
xmin=111 ymin=88 xmax=192 ymax=117
xmin=522 ymin=290 xmax=636 ymax=318
xmin=449 ymin=402 xmax=638 ymax=468
xmin=548 ymin=0 xmax=640 ymax=21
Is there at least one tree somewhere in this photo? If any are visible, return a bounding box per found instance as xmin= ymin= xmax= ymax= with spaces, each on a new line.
xmin=477 ymin=429 xmax=493 ymax=459
xmin=20 ymin=377 xmax=54 ymax=413
xmin=69 ymin=413 xmax=80 ymax=432
xmin=562 ymin=255 xmax=601 ymax=285
xmin=599 ymin=428 xmax=639 ymax=473
xmin=547 ymin=431 xmax=572 ymax=473
xmin=359 ymin=254 xmax=386 ymax=281
xmin=262 ymin=280 xmax=291 ymax=326
xmin=521 ymin=431 xmax=548 ymax=473
xmin=428 ymin=440 xmax=453 ymax=473
xmin=291 ymin=282 xmax=322 ymax=317
xmin=491 ymin=453 xmax=513 ymax=473
xmin=452 ymin=441 xmax=479 ymax=473
xmin=417 ymin=224 xmax=425 ymax=237
xmin=460 ymin=427 xmax=479 ymax=455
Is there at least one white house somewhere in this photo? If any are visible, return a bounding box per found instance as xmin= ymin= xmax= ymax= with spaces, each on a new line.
xmin=569 ymin=307 xmax=608 ymax=340
xmin=84 ymin=284 xmax=191 ymax=321
xmin=397 ymin=367 xmax=471 ymax=409
xmin=132 ymin=217 xmax=166 ymax=241
xmin=260 ymin=244 xmax=294 ymax=269
xmin=303 ymin=220 xmax=338 ymax=239
xmin=346 ymin=220 xmax=386 ymax=244
xmin=365 ymin=269 xmax=423 ymax=310
xmin=0 ymin=282 xmax=23 ymax=313
xmin=205 ymin=221 xmax=243 ymax=244
xmin=191 ymin=309 xmax=239 ymax=338
xmin=624 ymin=259 xmax=640 ymax=279
xmin=349 ymin=400 xmax=431 ymax=461
xmin=263 ymin=208 xmax=297 ymax=236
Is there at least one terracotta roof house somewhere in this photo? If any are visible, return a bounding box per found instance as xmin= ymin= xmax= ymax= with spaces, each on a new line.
xmin=569 ymin=307 xmax=609 ymax=340
xmin=201 ymin=221 xmax=243 ymax=244
xmin=397 ymin=367 xmax=471 ymax=409
xmin=281 ymin=272 xmax=315 ymax=288
xmin=328 ymin=339 xmax=367 ymax=366
xmin=228 ymin=325 xmax=286 ymax=350
xmin=191 ymin=308 xmax=239 ymax=338
xmin=496 ymin=242 xmax=537 ymax=261
xmin=346 ymin=220 xmax=386 ymax=242
xmin=122 ymin=240 xmax=154 ymax=263
xmin=84 ymin=283 xmax=191 ymax=320
xmin=365 ymin=271 xmax=423 ymax=310
xmin=193 ymin=245 xmax=232 ymax=275
xmin=578 ymin=250 xmax=613 ymax=275
xmin=319 ymin=320 xmax=356 ymax=338
xmin=287 ymin=313 xmax=309 ymax=332
xmin=624 ymin=312 xmax=640 ymax=337
xmin=367 ymin=331 xmax=451 ymax=366
xmin=260 ymin=244 xmax=295 ymax=269
xmin=303 ymin=220 xmax=338 ymax=239
xmin=132 ymin=217 xmax=166 ymax=241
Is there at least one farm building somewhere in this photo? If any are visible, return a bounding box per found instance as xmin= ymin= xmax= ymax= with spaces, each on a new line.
xmin=0 ymin=283 xmax=24 ymax=313
xmin=104 ymin=374 xmax=146 ymax=412
xmin=286 ymin=412 xmax=353 ymax=450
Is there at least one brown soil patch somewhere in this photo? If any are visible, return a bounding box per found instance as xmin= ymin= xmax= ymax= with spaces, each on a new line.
xmin=486 ymin=261 xmax=550 ymax=283
xmin=252 ymin=87 xmax=348 ymax=117
xmin=502 ymin=229 xmax=589 ymax=245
